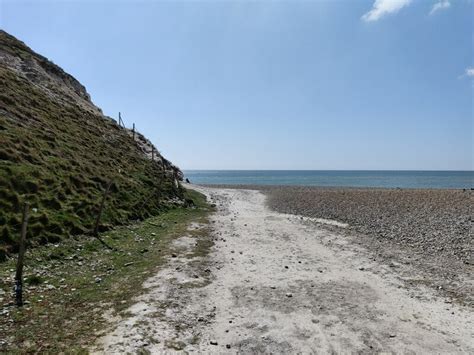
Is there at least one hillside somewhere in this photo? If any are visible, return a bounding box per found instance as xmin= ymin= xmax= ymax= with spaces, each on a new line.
xmin=0 ymin=30 xmax=185 ymax=259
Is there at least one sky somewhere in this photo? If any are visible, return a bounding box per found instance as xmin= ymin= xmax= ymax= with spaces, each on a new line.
xmin=1 ymin=0 xmax=472 ymax=170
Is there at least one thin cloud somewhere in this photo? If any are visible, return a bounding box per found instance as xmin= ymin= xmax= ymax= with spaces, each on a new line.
xmin=361 ymin=0 xmax=413 ymax=22
xmin=429 ymin=0 xmax=451 ymax=15
xmin=466 ymin=67 xmax=474 ymax=77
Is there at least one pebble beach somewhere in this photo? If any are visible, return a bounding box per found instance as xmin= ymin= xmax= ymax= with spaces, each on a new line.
xmin=204 ymin=185 xmax=473 ymax=304
xmin=265 ymin=187 xmax=472 ymax=263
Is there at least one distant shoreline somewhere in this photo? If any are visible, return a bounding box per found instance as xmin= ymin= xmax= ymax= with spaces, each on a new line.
xmin=184 ymin=169 xmax=474 ymax=174
xmin=184 ymin=170 xmax=473 ymax=190
xmin=195 ymin=183 xmax=472 ymax=191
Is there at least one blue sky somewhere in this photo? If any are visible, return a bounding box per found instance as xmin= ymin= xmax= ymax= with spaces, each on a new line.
xmin=1 ymin=0 xmax=472 ymax=170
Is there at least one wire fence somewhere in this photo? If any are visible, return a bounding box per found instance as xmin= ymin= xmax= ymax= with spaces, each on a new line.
xmin=3 ymin=110 xmax=184 ymax=305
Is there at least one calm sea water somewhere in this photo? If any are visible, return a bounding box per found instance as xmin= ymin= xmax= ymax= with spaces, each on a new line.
xmin=184 ymin=170 xmax=474 ymax=189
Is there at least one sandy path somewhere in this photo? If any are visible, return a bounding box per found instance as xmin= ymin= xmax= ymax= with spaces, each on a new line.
xmin=93 ymin=186 xmax=473 ymax=354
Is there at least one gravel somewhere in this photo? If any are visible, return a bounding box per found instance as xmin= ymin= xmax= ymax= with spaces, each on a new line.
xmin=201 ymin=185 xmax=473 ymax=304
xmin=264 ymin=187 xmax=472 ymax=265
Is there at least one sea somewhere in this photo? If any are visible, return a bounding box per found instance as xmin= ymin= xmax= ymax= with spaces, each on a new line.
xmin=183 ymin=170 xmax=473 ymax=189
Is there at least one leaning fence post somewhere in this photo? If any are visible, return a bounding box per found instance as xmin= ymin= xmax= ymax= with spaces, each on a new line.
xmin=15 ymin=202 xmax=30 ymax=307
xmin=119 ymin=112 xmax=125 ymax=128
xmin=93 ymin=180 xmax=113 ymax=237
xmin=132 ymin=123 xmax=135 ymax=140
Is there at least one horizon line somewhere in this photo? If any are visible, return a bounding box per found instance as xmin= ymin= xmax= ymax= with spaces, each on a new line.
xmin=183 ymin=169 xmax=474 ymax=172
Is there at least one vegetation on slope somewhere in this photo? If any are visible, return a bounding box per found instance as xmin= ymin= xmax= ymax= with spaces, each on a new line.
xmin=0 ymin=30 xmax=184 ymax=258
xmin=0 ymin=189 xmax=212 ymax=353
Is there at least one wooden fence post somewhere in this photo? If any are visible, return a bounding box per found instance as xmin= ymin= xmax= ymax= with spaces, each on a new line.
xmin=93 ymin=180 xmax=113 ymax=237
xmin=15 ymin=202 xmax=30 ymax=307
xmin=119 ymin=112 xmax=125 ymax=128
xmin=132 ymin=123 xmax=135 ymax=140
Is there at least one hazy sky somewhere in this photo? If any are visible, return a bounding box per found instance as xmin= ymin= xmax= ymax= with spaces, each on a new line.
xmin=1 ymin=0 xmax=472 ymax=170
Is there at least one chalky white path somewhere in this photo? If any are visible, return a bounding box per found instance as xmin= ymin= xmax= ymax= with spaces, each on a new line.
xmin=94 ymin=186 xmax=473 ymax=354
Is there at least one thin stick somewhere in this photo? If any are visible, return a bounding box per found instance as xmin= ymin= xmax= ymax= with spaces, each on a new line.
xmin=91 ymin=180 xmax=116 ymax=250
xmin=15 ymin=203 xmax=30 ymax=307
xmin=93 ymin=179 xmax=113 ymax=237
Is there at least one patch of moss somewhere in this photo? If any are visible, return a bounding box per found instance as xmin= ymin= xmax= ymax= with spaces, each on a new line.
xmin=25 ymin=275 xmax=43 ymax=285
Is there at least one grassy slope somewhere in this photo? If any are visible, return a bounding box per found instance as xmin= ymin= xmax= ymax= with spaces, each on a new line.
xmin=0 ymin=36 xmax=182 ymax=257
xmin=0 ymin=189 xmax=212 ymax=353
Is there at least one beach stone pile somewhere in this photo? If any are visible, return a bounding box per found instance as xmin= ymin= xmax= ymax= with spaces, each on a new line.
xmin=264 ymin=187 xmax=472 ymax=265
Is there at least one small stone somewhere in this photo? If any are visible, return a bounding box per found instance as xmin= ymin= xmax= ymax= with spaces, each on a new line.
xmin=95 ymin=277 xmax=102 ymax=283
xmin=172 ymin=253 xmax=178 ymax=258
xmin=210 ymin=340 xmax=218 ymax=345
xmin=284 ymin=266 xmax=289 ymax=269
xmin=286 ymin=293 xmax=293 ymax=298
xmin=226 ymin=344 xmax=231 ymax=349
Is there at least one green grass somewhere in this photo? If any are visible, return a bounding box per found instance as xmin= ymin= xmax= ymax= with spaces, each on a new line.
xmin=0 ymin=31 xmax=183 ymax=256
xmin=0 ymin=189 xmax=212 ymax=353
